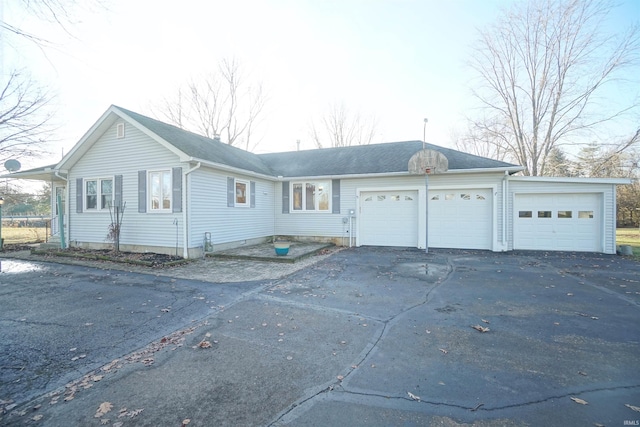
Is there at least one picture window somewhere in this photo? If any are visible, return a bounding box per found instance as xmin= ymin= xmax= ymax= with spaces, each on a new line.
xmin=519 ymin=211 xmax=532 ymax=218
xmin=292 ymin=181 xmax=330 ymax=211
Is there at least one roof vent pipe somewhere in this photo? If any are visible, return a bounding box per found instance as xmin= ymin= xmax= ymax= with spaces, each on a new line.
xmin=213 ymin=134 xmax=221 ymax=143
xmin=296 ymin=139 xmax=300 ymax=151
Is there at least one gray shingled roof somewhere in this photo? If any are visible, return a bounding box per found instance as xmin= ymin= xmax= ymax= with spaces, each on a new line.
xmin=116 ymin=106 xmax=518 ymax=178
xmin=117 ymin=107 xmax=275 ymax=176
xmin=259 ymin=141 xmax=517 ymax=177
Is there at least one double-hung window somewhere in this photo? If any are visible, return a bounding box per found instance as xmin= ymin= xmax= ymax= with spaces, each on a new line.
xmin=235 ymin=179 xmax=249 ymax=207
xmin=149 ymin=170 xmax=172 ymax=212
xmin=85 ymin=178 xmax=113 ymax=211
xmin=292 ymin=181 xmax=330 ymax=211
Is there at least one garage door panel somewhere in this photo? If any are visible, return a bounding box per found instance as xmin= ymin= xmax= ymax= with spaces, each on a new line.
xmin=514 ymin=193 xmax=601 ymax=252
xmin=428 ymin=188 xmax=492 ymax=250
xmin=360 ymin=190 xmax=418 ymax=247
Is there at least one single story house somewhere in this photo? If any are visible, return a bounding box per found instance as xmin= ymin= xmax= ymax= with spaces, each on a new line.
xmin=5 ymin=105 xmax=629 ymax=257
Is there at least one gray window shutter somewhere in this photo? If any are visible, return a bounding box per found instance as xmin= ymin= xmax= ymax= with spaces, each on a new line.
xmin=138 ymin=170 xmax=147 ymax=213
xmin=227 ymin=177 xmax=235 ymax=207
xmin=114 ymin=175 xmax=123 ymax=207
xmin=250 ymin=181 xmax=256 ymax=208
xmin=172 ymin=167 xmax=182 ymax=213
xmin=332 ymin=179 xmax=340 ymax=214
xmin=76 ymin=178 xmax=83 ymax=213
xmin=282 ymin=181 xmax=290 ymax=214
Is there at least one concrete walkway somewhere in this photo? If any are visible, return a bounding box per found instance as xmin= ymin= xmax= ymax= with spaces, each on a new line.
xmin=0 ymin=242 xmax=341 ymax=283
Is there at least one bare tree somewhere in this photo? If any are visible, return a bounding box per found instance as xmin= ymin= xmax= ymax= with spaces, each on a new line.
xmin=0 ymin=70 xmax=54 ymax=163
xmin=452 ymin=121 xmax=512 ymax=162
xmin=154 ymin=58 xmax=266 ymax=151
xmin=1 ymin=0 xmax=106 ymax=162
xmin=467 ymin=0 xmax=639 ymax=176
xmin=310 ymin=102 xmax=378 ymax=148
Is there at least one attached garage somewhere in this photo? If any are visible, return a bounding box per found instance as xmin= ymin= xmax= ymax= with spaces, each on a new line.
xmin=428 ymin=188 xmax=493 ymax=250
xmin=359 ymin=190 xmax=419 ymax=247
xmin=514 ymin=193 xmax=602 ymax=252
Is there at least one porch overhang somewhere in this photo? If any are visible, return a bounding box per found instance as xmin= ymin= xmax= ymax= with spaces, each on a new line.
xmin=0 ymin=164 xmax=67 ymax=182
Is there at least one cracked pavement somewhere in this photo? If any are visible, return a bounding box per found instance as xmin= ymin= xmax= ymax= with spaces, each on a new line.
xmin=1 ymin=248 xmax=639 ymax=426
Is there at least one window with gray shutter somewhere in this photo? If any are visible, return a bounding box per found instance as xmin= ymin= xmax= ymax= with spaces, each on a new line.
xmin=250 ymin=181 xmax=256 ymax=208
xmin=282 ymin=181 xmax=290 ymax=214
xmin=76 ymin=178 xmax=83 ymax=213
xmin=227 ymin=177 xmax=235 ymax=207
xmin=172 ymin=167 xmax=182 ymax=213
xmin=332 ymin=179 xmax=340 ymax=214
xmin=114 ymin=175 xmax=123 ymax=207
xmin=138 ymin=170 xmax=147 ymax=213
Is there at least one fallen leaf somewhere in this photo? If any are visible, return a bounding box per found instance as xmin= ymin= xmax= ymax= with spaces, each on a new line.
xmin=570 ymin=397 xmax=588 ymax=405
xmin=161 ymin=308 xmax=170 ymax=313
xmin=92 ymin=375 xmax=103 ymax=382
xmin=100 ymin=419 xmax=109 ymax=425
xmin=95 ymin=402 xmax=113 ymax=418
xmin=198 ymin=340 xmax=212 ymax=349
xmin=407 ymin=391 xmax=421 ymax=401
xmin=32 ymin=414 xmax=43 ymax=421
xmin=182 ymin=419 xmax=191 ymax=427
xmin=625 ymin=403 xmax=640 ymax=412
xmin=63 ymin=394 xmax=75 ymax=402
xmin=113 ymin=422 xmax=124 ymax=427
xmin=481 ymin=319 xmax=490 ymax=324
xmin=471 ymin=325 xmax=490 ymax=333
xmin=578 ymin=371 xmax=587 ymax=376
xmin=337 ymin=375 xmax=344 ymax=381
xmin=439 ymin=348 xmax=448 ymax=354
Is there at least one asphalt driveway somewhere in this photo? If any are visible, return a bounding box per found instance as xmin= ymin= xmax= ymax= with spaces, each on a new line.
xmin=1 ymin=248 xmax=639 ymax=426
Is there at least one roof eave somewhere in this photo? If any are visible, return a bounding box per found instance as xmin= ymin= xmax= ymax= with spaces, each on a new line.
xmin=189 ymin=157 xmax=278 ymax=181
xmin=508 ymin=176 xmax=633 ymax=185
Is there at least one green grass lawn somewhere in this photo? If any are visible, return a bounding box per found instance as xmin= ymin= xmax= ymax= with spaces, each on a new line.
xmin=1 ymin=227 xmax=48 ymax=245
xmin=616 ymin=228 xmax=640 ymax=257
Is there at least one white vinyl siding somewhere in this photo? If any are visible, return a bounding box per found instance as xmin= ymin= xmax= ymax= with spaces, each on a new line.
xmin=69 ymin=121 xmax=184 ymax=250
xmin=188 ymin=168 xmax=274 ymax=247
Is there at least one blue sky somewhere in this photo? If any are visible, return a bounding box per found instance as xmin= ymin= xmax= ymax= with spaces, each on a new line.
xmin=2 ymin=0 xmax=639 ymax=169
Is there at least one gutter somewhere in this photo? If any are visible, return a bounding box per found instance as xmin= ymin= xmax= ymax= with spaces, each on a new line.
xmin=183 ymin=162 xmax=202 ymax=258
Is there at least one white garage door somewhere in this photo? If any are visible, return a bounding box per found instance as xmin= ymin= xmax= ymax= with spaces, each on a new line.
xmin=428 ymin=188 xmax=493 ymax=250
xmin=514 ymin=193 xmax=601 ymax=252
xmin=359 ymin=190 xmax=419 ymax=247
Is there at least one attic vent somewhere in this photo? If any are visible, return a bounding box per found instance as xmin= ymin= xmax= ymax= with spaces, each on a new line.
xmin=116 ymin=123 xmax=125 ymax=139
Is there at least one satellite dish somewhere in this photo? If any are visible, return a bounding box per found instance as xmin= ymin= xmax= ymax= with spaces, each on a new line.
xmin=408 ymin=149 xmax=448 ymax=175
xmin=4 ymin=159 xmax=21 ymax=172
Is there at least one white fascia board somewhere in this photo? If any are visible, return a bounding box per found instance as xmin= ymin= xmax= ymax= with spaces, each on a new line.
xmin=57 ymin=106 xmax=121 ymax=170
xmin=508 ymin=176 xmax=632 ymax=185
xmin=443 ymin=166 xmax=525 ymax=175
xmin=188 ymin=157 xmax=277 ymax=181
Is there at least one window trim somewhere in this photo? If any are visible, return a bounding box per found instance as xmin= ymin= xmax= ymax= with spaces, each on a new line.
xmin=148 ymin=170 xmax=172 ymax=213
xmin=84 ymin=177 xmax=114 ymax=212
xmin=290 ymin=181 xmax=331 ymax=212
xmin=235 ymin=179 xmax=250 ymax=207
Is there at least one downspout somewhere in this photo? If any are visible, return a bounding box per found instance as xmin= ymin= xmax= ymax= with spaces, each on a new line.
xmin=502 ymin=171 xmax=509 ymax=251
xmin=182 ymin=162 xmax=201 ymax=258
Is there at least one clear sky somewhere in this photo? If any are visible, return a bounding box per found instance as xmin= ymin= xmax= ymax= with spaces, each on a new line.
xmin=2 ymin=0 xmax=639 ymax=170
